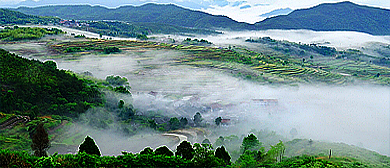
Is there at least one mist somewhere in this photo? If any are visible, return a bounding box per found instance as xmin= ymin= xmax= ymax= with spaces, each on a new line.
xmin=151 ymin=29 xmax=390 ymax=50
xmin=4 ymin=27 xmax=385 ymax=156
xmin=45 ymin=46 xmax=390 ymax=156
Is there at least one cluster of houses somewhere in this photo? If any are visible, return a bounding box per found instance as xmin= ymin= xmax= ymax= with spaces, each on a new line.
xmin=59 ymin=20 xmax=89 ymax=28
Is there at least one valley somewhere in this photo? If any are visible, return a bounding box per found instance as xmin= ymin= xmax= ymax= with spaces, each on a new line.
xmin=1 ymin=2 xmax=390 ymax=166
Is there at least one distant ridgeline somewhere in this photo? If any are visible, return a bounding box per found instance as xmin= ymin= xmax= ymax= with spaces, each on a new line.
xmin=10 ymin=1 xmax=390 ymax=35
xmin=14 ymin=3 xmax=255 ymax=31
xmin=0 ymin=8 xmax=59 ymax=25
xmin=255 ymin=1 xmax=390 ymax=35
xmin=0 ymin=49 xmax=103 ymax=117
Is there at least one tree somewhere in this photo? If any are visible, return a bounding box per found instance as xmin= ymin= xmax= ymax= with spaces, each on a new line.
xmin=215 ymin=146 xmax=231 ymax=165
xmin=169 ymin=117 xmax=180 ymax=130
xmin=140 ymin=147 xmax=153 ymax=155
xmin=31 ymin=123 xmax=50 ymax=157
xmin=265 ymin=140 xmax=285 ymax=163
xmin=214 ymin=136 xmax=225 ymax=147
xmin=193 ymin=112 xmax=203 ymax=126
xmin=78 ymin=136 xmax=101 ymax=156
xmin=154 ymin=146 xmax=173 ymax=156
xmin=176 ymin=141 xmax=195 ymax=160
xmin=179 ymin=117 xmax=188 ymax=128
xmin=202 ymin=139 xmax=211 ymax=144
xmin=118 ymin=99 xmax=124 ymax=109
xmin=215 ymin=117 xmax=222 ymax=126
xmin=148 ymin=119 xmax=157 ymax=130
xmin=192 ymin=143 xmax=223 ymax=167
xmin=240 ymin=134 xmax=262 ymax=153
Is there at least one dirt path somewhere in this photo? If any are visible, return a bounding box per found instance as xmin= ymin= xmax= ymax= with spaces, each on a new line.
xmin=162 ymin=129 xmax=201 ymax=148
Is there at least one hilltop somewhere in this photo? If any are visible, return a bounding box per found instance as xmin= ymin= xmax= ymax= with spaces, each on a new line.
xmin=255 ymin=1 xmax=390 ymax=35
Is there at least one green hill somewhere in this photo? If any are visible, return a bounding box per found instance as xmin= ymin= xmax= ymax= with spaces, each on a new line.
xmin=0 ymin=8 xmax=59 ymax=25
xmin=14 ymin=3 xmax=255 ymax=30
xmin=255 ymin=1 xmax=390 ymax=35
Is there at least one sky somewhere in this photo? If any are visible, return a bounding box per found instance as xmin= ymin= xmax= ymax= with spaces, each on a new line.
xmin=1 ymin=0 xmax=390 ymax=23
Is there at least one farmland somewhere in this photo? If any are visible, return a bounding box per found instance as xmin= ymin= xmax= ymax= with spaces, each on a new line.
xmin=43 ymin=38 xmax=390 ymax=85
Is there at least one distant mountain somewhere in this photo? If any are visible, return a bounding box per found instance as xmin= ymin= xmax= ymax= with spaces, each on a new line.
xmin=255 ymin=1 xmax=390 ymax=35
xmin=260 ymin=8 xmax=292 ymax=18
xmin=14 ymin=3 xmax=255 ymax=30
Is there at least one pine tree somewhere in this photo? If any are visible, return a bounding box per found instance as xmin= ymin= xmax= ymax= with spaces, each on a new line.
xmin=31 ymin=123 xmax=50 ymax=157
xmin=154 ymin=146 xmax=173 ymax=156
xmin=215 ymin=146 xmax=231 ymax=165
xmin=78 ymin=136 xmax=101 ymax=156
xmin=176 ymin=141 xmax=194 ymax=160
xmin=240 ymin=134 xmax=262 ymax=153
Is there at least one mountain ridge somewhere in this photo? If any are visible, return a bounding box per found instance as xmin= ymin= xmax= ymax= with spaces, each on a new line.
xmin=255 ymin=1 xmax=390 ymax=35
xmin=14 ymin=3 xmax=255 ymax=31
xmin=8 ymin=1 xmax=390 ymax=35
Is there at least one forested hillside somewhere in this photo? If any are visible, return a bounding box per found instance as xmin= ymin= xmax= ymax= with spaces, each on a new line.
xmin=14 ymin=3 xmax=255 ymax=30
xmin=255 ymin=1 xmax=390 ymax=35
xmin=0 ymin=8 xmax=59 ymax=25
xmin=0 ymin=49 xmax=103 ymax=117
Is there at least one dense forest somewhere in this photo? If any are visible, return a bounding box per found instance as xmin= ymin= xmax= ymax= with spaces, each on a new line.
xmin=0 ymin=8 xmax=59 ymax=25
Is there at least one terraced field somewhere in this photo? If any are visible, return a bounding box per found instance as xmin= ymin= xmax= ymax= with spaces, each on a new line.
xmin=48 ymin=39 xmax=363 ymax=85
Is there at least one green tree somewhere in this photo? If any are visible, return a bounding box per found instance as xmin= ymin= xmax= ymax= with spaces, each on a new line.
xmin=118 ymin=99 xmax=124 ymax=109
xmin=140 ymin=147 xmax=153 ymax=155
xmin=154 ymin=146 xmax=173 ymax=156
xmin=215 ymin=146 xmax=231 ymax=165
xmin=265 ymin=140 xmax=285 ymax=163
xmin=179 ymin=117 xmax=188 ymax=128
xmin=43 ymin=60 xmax=57 ymax=70
xmin=78 ymin=136 xmax=101 ymax=156
xmin=214 ymin=136 xmax=225 ymax=147
xmin=240 ymin=134 xmax=262 ymax=153
xmin=114 ymin=86 xmax=131 ymax=94
xmin=31 ymin=123 xmax=50 ymax=157
xmin=193 ymin=112 xmax=203 ymax=126
xmin=148 ymin=119 xmax=157 ymax=130
xmin=169 ymin=117 xmax=181 ymax=130
xmin=176 ymin=141 xmax=195 ymax=160
xmin=215 ymin=117 xmax=222 ymax=126
xmin=192 ymin=143 xmax=223 ymax=167
xmin=235 ymin=150 xmax=259 ymax=167
xmin=202 ymin=139 xmax=211 ymax=144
